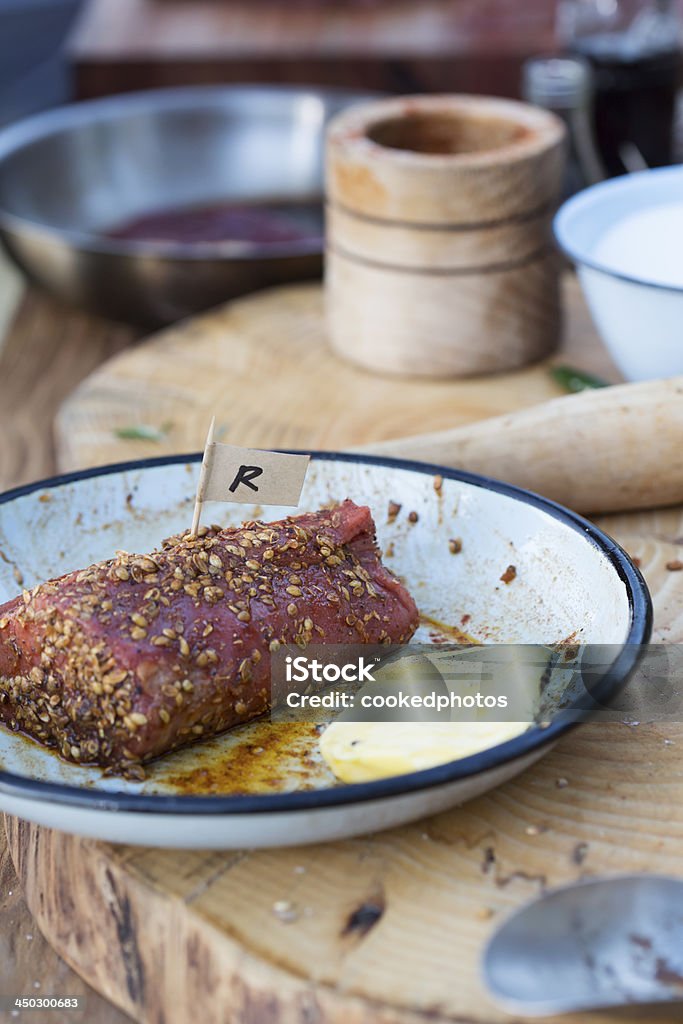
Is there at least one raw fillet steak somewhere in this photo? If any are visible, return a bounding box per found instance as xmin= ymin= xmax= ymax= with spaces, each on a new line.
xmin=0 ymin=501 xmax=418 ymax=773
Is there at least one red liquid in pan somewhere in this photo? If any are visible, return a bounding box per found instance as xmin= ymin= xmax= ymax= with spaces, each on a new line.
xmin=106 ymin=199 xmax=323 ymax=246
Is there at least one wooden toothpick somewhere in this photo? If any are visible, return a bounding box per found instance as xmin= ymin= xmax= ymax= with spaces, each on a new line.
xmin=190 ymin=417 xmax=215 ymax=537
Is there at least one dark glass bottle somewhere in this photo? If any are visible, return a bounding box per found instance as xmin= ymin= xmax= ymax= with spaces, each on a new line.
xmin=522 ymin=55 xmax=605 ymax=197
xmin=558 ymin=0 xmax=682 ymax=175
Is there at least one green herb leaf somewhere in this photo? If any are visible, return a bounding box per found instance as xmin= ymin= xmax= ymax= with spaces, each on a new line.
xmin=550 ymin=365 xmax=611 ymax=394
xmin=114 ymin=423 xmax=171 ymax=442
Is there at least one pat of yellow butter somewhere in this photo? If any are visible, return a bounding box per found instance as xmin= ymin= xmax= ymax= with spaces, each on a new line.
xmin=319 ymin=720 xmax=529 ymax=784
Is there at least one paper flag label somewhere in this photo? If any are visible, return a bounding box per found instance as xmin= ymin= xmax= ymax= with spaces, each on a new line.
xmin=199 ymin=444 xmax=310 ymax=507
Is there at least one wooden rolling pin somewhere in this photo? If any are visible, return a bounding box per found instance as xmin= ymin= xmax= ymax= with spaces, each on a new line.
xmin=356 ymin=376 xmax=683 ymax=514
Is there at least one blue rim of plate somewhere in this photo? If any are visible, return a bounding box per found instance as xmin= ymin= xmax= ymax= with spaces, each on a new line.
xmin=0 ymin=452 xmax=652 ymax=814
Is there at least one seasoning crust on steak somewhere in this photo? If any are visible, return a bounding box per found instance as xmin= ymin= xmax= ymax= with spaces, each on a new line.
xmin=0 ymin=501 xmax=418 ymax=775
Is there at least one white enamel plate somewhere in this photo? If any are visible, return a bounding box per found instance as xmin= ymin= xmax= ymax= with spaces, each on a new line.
xmin=0 ymin=454 xmax=650 ymax=848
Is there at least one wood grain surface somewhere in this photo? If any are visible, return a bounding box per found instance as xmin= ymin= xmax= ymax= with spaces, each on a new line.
xmin=54 ymin=275 xmax=619 ymax=473
xmin=70 ymin=0 xmax=558 ymax=58
xmin=0 ymin=287 xmax=137 ymax=1023
xmin=0 ymin=839 xmax=130 ymax=1024
xmin=0 ymin=292 xmax=139 ymax=488
xmin=69 ymin=0 xmax=558 ymax=99
xmin=325 ymin=96 xmax=564 ymax=376
xmin=5 ymin=274 xmax=682 ymax=1023
xmin=59 ymin=276 xmax=680 ymax=514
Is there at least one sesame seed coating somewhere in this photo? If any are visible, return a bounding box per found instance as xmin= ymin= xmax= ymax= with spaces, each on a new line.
xmin=0 ymin=500 xmax=418 ymax=774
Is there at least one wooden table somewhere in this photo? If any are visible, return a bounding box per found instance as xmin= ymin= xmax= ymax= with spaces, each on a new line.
xmin=0 ymin=265 xmax=138 ymax=1023
xmin=0 ymin=266 xmax=679 ymax=1023
xmin=69 ymin=0 xmax=558 ymax=100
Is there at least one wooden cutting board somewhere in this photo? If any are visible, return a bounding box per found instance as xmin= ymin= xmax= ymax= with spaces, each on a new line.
xmin=70 ymin=0 xmax=555 ymax=100
xmin=55 ymin=276 xmax=617 ymax=471
xmin=8 ymin=278 xmax=683 ymax=1024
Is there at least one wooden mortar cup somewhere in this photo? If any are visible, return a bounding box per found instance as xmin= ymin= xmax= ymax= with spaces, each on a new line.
xmin=325 ymin=94 xmax=566 ymax=378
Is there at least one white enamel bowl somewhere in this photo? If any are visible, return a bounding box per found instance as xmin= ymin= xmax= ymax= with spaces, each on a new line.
xmin=554 ymin=166 xmax=683 ymax=381
xmin=0 ymin=454 xmax=650 ymax=848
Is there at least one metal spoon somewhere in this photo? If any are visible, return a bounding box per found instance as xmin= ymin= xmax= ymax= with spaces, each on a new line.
xmin=482 ymin=875 xmax=683 ymax=1016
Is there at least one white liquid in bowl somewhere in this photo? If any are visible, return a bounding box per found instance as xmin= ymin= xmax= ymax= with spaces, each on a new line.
xmin=593 ymin=202 xmax=683 ymax=289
